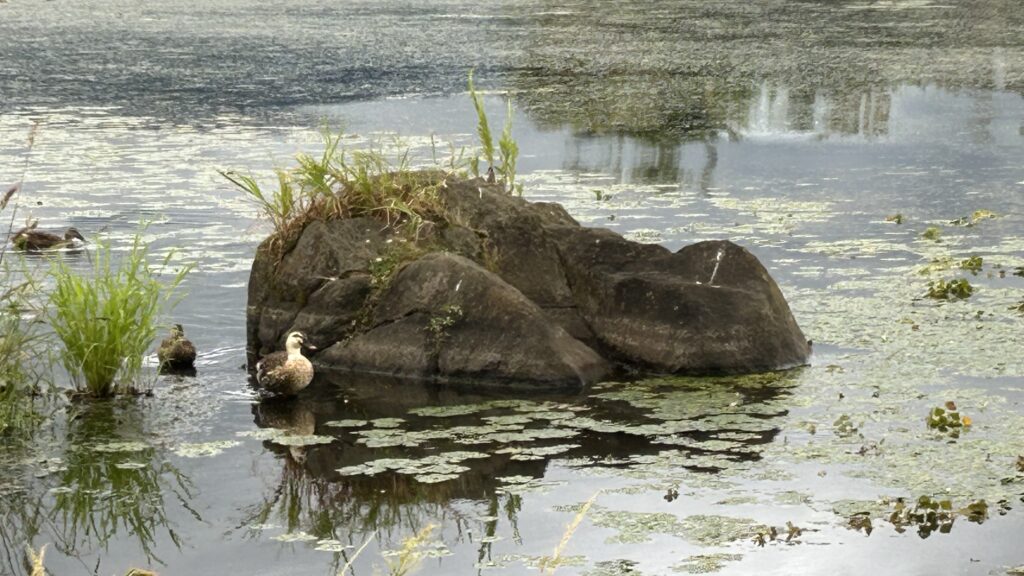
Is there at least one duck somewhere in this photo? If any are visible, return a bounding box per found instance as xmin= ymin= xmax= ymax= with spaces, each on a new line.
xmin=157 ymin=324 xmax=197 ymax=371
xmin=11 ymin=225 xmax=86 ymax=251
xmin=256 ymin=331 xmax=315 ymax=397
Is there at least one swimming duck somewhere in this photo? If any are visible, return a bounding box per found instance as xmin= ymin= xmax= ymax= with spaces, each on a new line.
xmin=157 ymin=324 xmax=197 ymax=370
xmin=256 ymin=331 xmax=315 ymax=397
xmin=11 ymin=226 xmax=86 ymax=251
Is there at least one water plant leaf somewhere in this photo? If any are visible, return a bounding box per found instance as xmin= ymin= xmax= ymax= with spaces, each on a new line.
xmin=324 ymin=419 xmax=368 ymax=428
xmin=173 ymin=440 xmax=241 ymax=458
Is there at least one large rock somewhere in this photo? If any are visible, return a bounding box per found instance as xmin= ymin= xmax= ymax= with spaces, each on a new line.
xmin=553 ymin=228 xmax=810 ymax=373
xmin=319 ymin=253 xmax=609 ymax=387
xmin=246 ymin=175 xmax=810 ymax=389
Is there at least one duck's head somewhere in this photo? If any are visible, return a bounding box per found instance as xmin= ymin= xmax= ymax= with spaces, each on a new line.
xmin=64 ymin=227 xmax=86 ymax=243
xmin=285 ymin=331 xmax=316 ymax=354
xmin=171 ymin=324 xmax=185 ymax=338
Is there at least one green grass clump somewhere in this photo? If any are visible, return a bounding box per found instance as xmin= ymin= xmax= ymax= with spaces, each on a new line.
xmin=48 ymin=234 xmax=190 ymax=397
xmin=223 ymin=131 xmax=452 ymax=259
xmin=921 ymin=226 xmax=942 ymax=241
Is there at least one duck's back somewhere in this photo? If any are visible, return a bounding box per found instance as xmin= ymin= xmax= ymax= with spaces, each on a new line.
xmin=256 ymin=352 xmax=313 ymax=396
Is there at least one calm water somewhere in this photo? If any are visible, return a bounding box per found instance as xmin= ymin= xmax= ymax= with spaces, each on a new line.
xmin=1 ymin=1 xmax=1024 ymax=575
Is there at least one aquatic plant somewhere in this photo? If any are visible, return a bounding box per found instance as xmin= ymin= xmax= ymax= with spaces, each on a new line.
xmin=950 ymin=210 xmax=997 ymax=227
xmin=925 ymin=278 xmax=973 ymax=300
xmin=48 ymin=233 xmax=190 ymax=397
xmin=921 ymin=226 xmax=942 ymax=241
xmin=926 ymin=401 xmax=971 ymax=438
xmin=885 ymin=213 xmax=904 ymax=224
xmin=872 ymin=496 xmax=989 ymax=538
xmin=958 ymin=255 xmax=983 ymax=274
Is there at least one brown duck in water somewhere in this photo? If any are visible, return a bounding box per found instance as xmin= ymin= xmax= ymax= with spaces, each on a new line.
xmin=157 ymin=324 xmax=197 ymax=370
xmin=256 ymin=331 xmax=315 ymax=397
xmin=11 ymin=226 xmax=86 ymax=251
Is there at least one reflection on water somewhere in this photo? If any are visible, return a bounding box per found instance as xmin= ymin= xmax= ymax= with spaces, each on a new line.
xmin=0 ymin=400 xmax=196 ymax=574
xmin=238 ymin=372 xmax=795 ymax=573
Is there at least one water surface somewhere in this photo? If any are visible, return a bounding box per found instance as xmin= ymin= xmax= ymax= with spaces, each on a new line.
xmin=1 ymin=1 xmax=1024 ymax=575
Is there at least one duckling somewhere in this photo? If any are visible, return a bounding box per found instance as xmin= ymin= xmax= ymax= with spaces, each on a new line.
xmin=157 ymin=324 xmax=197 ymax=370
xmin=12 ymin=226 xmax=86 ymax=251
xmin=256 ymin=331 xmax=315 ymax=397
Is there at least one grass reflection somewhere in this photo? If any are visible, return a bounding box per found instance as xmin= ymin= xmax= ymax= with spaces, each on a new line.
xmin=0 ymin=399 xmax=198 ymax=574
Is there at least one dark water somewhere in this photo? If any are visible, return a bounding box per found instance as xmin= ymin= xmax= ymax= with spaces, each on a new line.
xmin=2 ymin=1 xmax=1024 ymax=575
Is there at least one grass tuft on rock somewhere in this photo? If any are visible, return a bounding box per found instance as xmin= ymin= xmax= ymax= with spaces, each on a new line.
xmin=48 ymin=233 xmax=190 ymax=397
xmin=225 ymin=71 xmax=523 ymax=260
xmin=223 ymin=131 xmax=455 ymax=261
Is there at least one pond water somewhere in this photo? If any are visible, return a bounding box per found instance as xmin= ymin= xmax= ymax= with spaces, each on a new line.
xmin=1 ymin=0 xmax=1024 ymax=575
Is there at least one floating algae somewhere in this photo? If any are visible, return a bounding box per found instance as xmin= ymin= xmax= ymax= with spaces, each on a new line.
xmin=324 ymin=419 xmax=369 ymax=428
xmin=237 ymin=429 xmax=334 ymax=447
xmin=173 ymin=440 xmax=242 ymax=458
xmin=337 ymin=451 xmax=490 ymax=483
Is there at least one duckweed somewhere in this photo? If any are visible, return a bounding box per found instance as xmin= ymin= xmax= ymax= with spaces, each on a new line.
xmin=324 ymin=419 xmax=368 ymax=428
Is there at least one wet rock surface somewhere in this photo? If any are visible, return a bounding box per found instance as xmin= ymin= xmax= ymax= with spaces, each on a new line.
xmin=247 ymin=176 xmax=810 ymax=388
